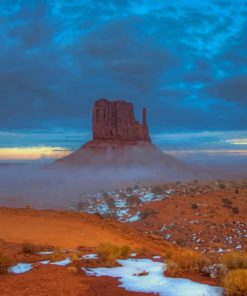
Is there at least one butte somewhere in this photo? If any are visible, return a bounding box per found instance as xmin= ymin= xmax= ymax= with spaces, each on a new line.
xmin=55 ymin=99 xmax=199 ymax=181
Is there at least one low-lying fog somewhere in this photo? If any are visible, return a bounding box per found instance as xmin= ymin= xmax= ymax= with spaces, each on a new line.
xmin=0 ymin=153 xmax=246 ymax=210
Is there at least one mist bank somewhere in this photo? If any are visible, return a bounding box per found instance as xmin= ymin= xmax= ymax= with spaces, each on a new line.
xmin=0 ymin=162 xmax=195 ymax=209
xmin=0 ymin=151 xmax=246 ymax=210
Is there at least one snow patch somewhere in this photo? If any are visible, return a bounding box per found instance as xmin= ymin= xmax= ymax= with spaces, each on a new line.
xmin=83 ymin=259 xmax=223 ymax=296
xmin=8 ymin=263 xmax=33 ymax=274
xmin=81 ymin=254 xmax=98 ymax=259
xmin=51 ymin=258 xmax=71 ymax=266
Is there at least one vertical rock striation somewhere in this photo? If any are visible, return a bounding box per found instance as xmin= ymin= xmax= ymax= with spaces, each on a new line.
xmin=93 ymin=99 xmax=151 ymax=143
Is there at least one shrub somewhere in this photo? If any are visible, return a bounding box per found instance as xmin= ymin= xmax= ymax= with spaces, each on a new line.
xmin=119 ymin=245 xmax=131 ymax=258
xmin=232 ymin=207 xmax=239 ymax=214
xmin=140 ymin=208 xmax=158 ymax=219
xmin=0 ymin=253 xmax=11 ymax=274
xmin=70 ymin=252 xmax=80 ymax=262
xmin=167 ymin=250 xmax=207 ymax=274
xmin=223 ymin=269 xmax=247 ymax=296
xmin=219 ymin=183 xmax=226 ymax=189
xmin=222 ymin=198 xmax=233 ymax=208
xmin=102 ymin=191 xmax=109 ymax=198
xmin=50 ymin=249 xmax=64 ymax=261
xmin=21 ymin=242 xmax=36 ymax=254
xmin=96 ymin=243 xmax=131 ymax=265
xmin=222 ymin=252 xmax=247 ymax=270
xmin=126 ymin=187 xmax=133 ymax=194
xmin=152 ymin=186 xmax=164 ymax=195
xmin=191 ymin=203 xmax=198 ymax=209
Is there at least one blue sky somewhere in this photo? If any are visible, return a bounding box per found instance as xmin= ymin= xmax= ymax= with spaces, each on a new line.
xmin=0 ymin=0 xmax=247 ymax=160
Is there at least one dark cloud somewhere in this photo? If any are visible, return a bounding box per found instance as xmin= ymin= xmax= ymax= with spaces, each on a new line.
xmin=0 ymin=0 xmax=246 ymax=150
xmin=207 ymin=76 xmax=247 ymax=105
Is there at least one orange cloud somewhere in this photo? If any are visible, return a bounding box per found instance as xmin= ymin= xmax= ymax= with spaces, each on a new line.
xmin=0 ymin=146 xmax=71 ymax=160
xmin=163 ymin=149 xmax=247 ymax=156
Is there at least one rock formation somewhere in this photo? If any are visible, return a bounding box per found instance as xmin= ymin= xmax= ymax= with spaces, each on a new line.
xmin=93 ymin=99 xmax=151 ymax=143
xmin=54 ymin=98 xmax=203 ymax=182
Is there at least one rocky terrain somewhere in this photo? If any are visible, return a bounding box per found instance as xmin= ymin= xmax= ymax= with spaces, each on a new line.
xmin=69 ymin=179 xmax=247 ymax=253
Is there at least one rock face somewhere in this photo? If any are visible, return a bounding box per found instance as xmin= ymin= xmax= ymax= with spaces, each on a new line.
xmin=93 ymin=99 xmax=151 ymax=143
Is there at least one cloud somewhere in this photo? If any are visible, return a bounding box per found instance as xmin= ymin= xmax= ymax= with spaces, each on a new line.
xmin=206 ymin=75 xmax=247 ymax=105
xmin=0 ymin=146 xmax=71 ymax=161
xmin=0 ymin=0 xmax=246 ymax=150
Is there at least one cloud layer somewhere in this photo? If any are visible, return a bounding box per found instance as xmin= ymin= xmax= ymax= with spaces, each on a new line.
xmin=0 ymin=0 xmax=247 ymax=151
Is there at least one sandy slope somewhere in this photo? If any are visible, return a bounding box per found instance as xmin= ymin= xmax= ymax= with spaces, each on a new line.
xmin=0 ymin=207 xmax=166 ymax=296
xmin=0 ymin=208 xmax=136 ymax=249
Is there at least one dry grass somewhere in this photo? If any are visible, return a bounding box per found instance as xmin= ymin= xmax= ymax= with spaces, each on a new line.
xmin=50 ymin=248 xmax=64 ymax=261
xmin=222 ymin=252 xmax=247 ymax=270
xmin=165 ymin=249 xmax=207 ymax=276
xmin=70 ymin=252 xmax=80 ymax=262
xmin=223 ymin=269 xmax=247 ymax=296
xmin=0 ymin=253 xmax=11 ymax=274
xmin=96 ymin=243 xmax=131 ymax=265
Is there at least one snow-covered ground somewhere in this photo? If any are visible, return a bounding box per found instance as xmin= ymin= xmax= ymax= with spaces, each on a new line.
xmin=70 ymin=186 xmax=173 ymax=222
xmin=83 ymin=258 xmax=223 ymax=296
xmin=8 ymin=255 xmax=223 ymax=296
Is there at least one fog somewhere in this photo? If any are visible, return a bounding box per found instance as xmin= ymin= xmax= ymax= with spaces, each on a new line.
xmin=0 ymin=163 xmax=187 ymax=209
xmin=0 ymin=150 xmax=246 ymax=210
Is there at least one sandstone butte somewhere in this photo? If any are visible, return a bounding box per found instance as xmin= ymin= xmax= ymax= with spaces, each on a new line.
xmin=92 ymin=99 xmax=151 ymax=143
xmin=55 ymin=98 xmax=199 ymax=181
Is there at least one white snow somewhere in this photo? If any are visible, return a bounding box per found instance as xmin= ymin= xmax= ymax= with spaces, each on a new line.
xmin=126 ymin=211 xmax=141 ymax=222
xmin=8 ymin=263 xmax=33 ymax=274
xmin=51 ymin=258 xmax=71 ymax=266
xmin=39 ymin=260 xmax=50 ymax=265
xmin=36 ymin=251 xmax=54 ymax=255
xmin=83 ymin=259 xmax=223 ymax=296
xmin=81 ymin=254 xmax=98 ymax=259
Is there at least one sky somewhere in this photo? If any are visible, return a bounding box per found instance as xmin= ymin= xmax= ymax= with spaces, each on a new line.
xmin=0 ymin=0 xmax=247 ymax=162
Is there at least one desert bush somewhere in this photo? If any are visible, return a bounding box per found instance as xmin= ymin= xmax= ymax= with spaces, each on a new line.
xmin=219 ymin=183 xmax=226 ymax=189
xmin=165 ymin=261 xmax=183 ymax=277
xmin=50 ymin=249 xmax=64 ymax=261
xmin=137 ymin=247 xmax=148 ymax=256
xmin=0 ymin=253 xmax=11 ymax=274
xmin=119 ymin=245 xmax=131 ymax=258
xmin=126 ymin=187 xmax=133 ymax=194
xmin=232 ymin=207 xmax=239 ymax=214
xmin=152 ymin=186 xmax=164 ymax=195
xmin=96 ymin=243 xmax=131 ymax=265
xmin=126 ymin=195 xmax=141 ymax=206
xmin=102 ymin=191 xmax=109 ymax=198
xmin=191 ymin=203 xmax=198 ymax=209
xmin=222 ymin=198 xmax=233 ymax=208
xmin=166 ymin=250 xmax=207 ymax=274
xmin=140 ymin=208 xmax=158 ymax=219
xmin=222 ymin=252 xmax=247 ymax=270
xmin=21 ymin=242 xmax=36 ymax=254
xmin=70 ymin=252 xmax=80 ymax=262
xmin=223 ymin=269 xmax=247 ymax=296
